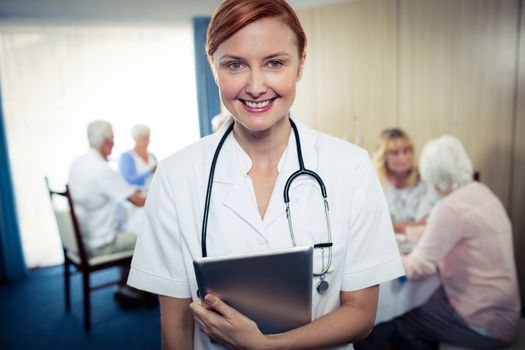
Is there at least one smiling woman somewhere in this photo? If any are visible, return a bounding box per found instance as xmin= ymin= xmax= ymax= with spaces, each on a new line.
xmin=0 ymin=24 xmax=200 ymax=267
xmin=127 ymin=0 xmax=404 ymax=349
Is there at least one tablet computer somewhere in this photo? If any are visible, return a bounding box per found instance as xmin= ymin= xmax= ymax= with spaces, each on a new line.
xmin=193 ymin=245 xmax=313 ymax=334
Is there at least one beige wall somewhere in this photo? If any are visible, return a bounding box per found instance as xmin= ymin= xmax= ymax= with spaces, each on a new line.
xmin=297 ymin=0 xmax=525 ymax=304
xmin=295 ymin=0 xmax=399 ymax=150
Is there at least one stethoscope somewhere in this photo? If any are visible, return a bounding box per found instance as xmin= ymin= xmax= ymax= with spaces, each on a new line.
xmin=201 ymin=118 xmax=333 ymax=294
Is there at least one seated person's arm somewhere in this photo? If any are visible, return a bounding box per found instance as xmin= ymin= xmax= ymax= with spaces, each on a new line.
xmin=403 ymin=205 xmax=461 ymax=279
xmin=404 ymin=224 xmax=426 ymax=243
xmin=393 ymin=220 xmax=426 ymax=234
xmin=128 ymin=190 xmax=146 ymax=207
xmin=394 ymin=183 xmax=441 ymax=234
xmin=119 ymin=153 xmax=154 ymax=186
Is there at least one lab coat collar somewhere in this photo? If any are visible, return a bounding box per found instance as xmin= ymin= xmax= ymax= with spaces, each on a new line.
xmin=208 ymin=118 xmax=263 ymax=233
xmin=211 ymin=117 xmax=318 ymax=183
xmin=210 ymin=117 xmax=319 ymax=235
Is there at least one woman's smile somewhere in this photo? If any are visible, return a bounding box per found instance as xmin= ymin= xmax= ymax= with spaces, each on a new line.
xmin=240 ymin=98 xmax=276 ymax=113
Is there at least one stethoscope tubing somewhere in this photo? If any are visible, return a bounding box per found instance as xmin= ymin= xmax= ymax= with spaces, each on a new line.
xmin=201 ymin=118 xmax=333 ymax=276
xmin=201 ymin=122 xmax=234 ymax=258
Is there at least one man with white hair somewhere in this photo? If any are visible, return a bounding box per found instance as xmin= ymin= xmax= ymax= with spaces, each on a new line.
xmin=68 ymin=120 xmax=148 ymax=305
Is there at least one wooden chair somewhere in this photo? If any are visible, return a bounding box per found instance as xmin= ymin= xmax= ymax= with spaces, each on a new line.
xmin=45 ymin=177 xmax=134 ymax=331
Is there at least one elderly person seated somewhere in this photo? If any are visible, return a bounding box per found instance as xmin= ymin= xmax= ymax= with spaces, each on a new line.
xmin=69 ymin=120 xmax=149 ymax=304
xmin=118 ymin=124 xmax=157 ymax=192
xmin=372 ymin=128 xmax=440 ymax=234
xmin=358 ymin=135 xmax=520 ymax=350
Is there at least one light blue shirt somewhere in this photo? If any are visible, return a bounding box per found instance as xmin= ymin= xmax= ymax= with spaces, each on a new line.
xmin=118 ymin=150 xmax=157 ymax=187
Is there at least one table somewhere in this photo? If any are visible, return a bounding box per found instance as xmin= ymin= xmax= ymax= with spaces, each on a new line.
xmin=375 ymin=273 xmax=441 ymax=324
xmin=375 ymin=237 xmax=441 ymax=324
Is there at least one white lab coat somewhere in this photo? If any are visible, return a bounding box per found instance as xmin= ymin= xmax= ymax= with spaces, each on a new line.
xmin=128 ymin=119 xmax=404 ymax=350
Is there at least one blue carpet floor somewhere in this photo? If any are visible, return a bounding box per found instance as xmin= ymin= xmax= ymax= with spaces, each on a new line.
xmin=0 ymin=265 xmax=161 ymax=350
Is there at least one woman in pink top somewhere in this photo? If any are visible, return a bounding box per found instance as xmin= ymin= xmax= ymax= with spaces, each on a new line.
xmin=357 ymin=135 xmax=520 ymax=350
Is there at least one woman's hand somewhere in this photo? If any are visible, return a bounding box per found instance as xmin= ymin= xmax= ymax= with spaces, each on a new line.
xmin=190 ymin=294 xmax=269 ymax=350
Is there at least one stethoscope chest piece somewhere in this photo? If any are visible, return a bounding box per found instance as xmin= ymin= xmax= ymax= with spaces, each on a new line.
xmin=317 ymin=276 xmax=329 ymax=294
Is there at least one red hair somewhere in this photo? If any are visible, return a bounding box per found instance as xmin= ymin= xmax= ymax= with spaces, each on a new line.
xmin=206 ymin=0 xmax=306 ymax=60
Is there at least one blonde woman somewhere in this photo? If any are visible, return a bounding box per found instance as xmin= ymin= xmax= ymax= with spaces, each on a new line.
xmin=373 ymin=128 xmax=439 ymax=234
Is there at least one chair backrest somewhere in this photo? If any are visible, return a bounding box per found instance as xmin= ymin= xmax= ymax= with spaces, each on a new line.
xmin=54 ymin=208 xmax=79 ymax=255
xmin=45 ymin=177 xmax=89 ymax=266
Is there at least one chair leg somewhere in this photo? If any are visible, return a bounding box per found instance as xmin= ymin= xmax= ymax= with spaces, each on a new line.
xmin=82 ymin=271 xmax=91 ymax=332
xmin=64 ymin=259 xmax=71 ymax=313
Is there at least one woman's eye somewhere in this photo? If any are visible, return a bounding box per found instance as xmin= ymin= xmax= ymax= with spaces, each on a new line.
xmin=226 ymin=61 xmax=243 ymax=71
xmin=267 ymin=60 xmax=283 ymax=69
xmin=389 ymin=150 xmax=400 ymax=156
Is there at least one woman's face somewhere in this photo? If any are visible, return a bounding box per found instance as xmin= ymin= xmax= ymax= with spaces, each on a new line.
xmin=136 ymin=133 xmax=150 ymax=148
xmin=212 ymin=17 xmax=305 ymax=134
xmin=385 ymin=139 xmax=414 ymax=175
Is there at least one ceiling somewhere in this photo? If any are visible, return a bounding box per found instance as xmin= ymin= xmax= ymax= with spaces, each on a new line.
xmin=0 ymin=0 xmax=351 ymax=23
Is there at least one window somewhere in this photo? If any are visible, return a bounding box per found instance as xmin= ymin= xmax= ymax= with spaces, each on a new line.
xmin=0 ymin=23 xmax=200 ymax=267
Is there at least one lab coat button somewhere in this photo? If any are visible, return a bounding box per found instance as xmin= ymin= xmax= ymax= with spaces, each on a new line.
xmin=257 ymin=238 xmax=267 ymax=245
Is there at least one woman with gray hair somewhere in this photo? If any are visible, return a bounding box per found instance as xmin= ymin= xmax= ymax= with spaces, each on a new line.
xmin=358 ymin=135 xmax=520 ymax=349
xmin=118 ymin=124 xmax=157 ymax=191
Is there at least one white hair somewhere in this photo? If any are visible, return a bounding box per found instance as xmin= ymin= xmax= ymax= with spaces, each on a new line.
xmin=131 ymin=124 xmax=150 ymax=140
xmin=419 ymin=135 xmax=473 ymax=193
xmin=87 ymin=120 xmax=113 ymax=149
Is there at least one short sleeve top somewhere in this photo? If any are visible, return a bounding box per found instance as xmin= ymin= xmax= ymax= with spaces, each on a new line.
xmin=128 ymin=120 xmax=404 ymax=350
